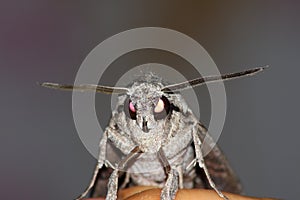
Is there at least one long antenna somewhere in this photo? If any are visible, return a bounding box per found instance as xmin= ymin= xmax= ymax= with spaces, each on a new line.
xmin=40 ymin=82 xmax=129 ymax=94
xmin=161 ymin=66 xmax=268 ymax=93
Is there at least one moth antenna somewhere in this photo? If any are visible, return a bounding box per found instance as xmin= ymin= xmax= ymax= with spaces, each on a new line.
xmin=40 ymin=82 xmax=129 ymax=94
xmin=161 ymin=65 xmax=268 ymax=93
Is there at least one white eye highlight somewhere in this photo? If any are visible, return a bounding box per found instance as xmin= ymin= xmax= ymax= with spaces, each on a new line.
xmin=154 ymin=99 xmax=165 ymax=113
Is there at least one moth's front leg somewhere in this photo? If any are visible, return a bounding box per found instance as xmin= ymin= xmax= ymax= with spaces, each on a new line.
xmin=161 ymin=169 xmax=179 ymax=200
xmin=158 ymin=148 xmax=179 ymax=200
xmin=191 ymin=124 xmax=229 ymax=200
xmin=106 ymin=146 xmax=142 ymax=200
xmin=107 ymin=126 xmax=136 ymax=154
xmin=76 ymin=131 xmax=108 ymax=200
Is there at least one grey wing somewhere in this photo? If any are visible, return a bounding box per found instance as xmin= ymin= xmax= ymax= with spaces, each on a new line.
xmin=195 ymin=122 xmax=243 ymax=194
xmin=90 ymin=166 xmax=112 ymax=198
xmin=90 ymin=141 xmax=128 ymax=198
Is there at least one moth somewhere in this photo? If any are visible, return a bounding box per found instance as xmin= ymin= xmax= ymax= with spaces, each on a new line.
xmin=42 ymin=66 xmax=266 ymax=200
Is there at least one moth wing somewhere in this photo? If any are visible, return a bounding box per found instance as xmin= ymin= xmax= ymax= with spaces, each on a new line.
xmin=89 ymin=166 xmax=112 ymax=198
xmin=195 ymin=122 xmax=243 ymax=194
xmin=90 ymin=141 xmax=127 ymax=198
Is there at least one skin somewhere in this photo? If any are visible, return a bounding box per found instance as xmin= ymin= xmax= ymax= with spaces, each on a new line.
xmin=85 ymin=186 xmax=277 ymax=200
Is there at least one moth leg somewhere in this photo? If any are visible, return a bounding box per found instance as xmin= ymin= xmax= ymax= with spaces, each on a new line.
xmin=106 ymin=169 xmax=119 ymax=200
xmin=106 ymin=146 xmax=142 ymax=200
xmin=158 ymin=148 xmax=179 ymax=200
xmin=75 ymin=132 xmax=108 ymax=200
xmin=192 ymin=127 xmax=229 ymax=200
xmin=186 ymin=158 xmax=197 ymax=171
xmin=176 ymin=165 xmax=184 ymax=189
xmin=120 ymin=172 xmax=130 ymax=189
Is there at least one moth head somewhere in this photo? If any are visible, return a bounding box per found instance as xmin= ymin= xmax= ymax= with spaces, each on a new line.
xmin=124 ymin=83 xmax=175 ymax=133
xmin=120 ymin=66 xmax=267 ymax=133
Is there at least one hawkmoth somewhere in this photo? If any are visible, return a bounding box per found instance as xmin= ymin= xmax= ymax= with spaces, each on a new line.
xmin=42 ymin=66 xmax=266 ymax=200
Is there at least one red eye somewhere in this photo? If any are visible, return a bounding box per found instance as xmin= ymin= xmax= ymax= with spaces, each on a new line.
xmin=124 ymin=98 xmax=137 ymax=120
xmin=129 ymin=101 xmax=136 ymax=112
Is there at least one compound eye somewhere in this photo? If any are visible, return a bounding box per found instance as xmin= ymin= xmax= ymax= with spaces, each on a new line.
xmin=129 ymin=101 xmax=136 ymax=113
xmin=154 ymin=99 xmax=164 ymax=113
xmin=154 ymin=96 xmax=170 ymax=120
xmin=124 ymin=98 xmax=137 ymax=120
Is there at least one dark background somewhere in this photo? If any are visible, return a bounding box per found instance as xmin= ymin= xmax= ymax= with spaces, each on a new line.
xmin=1 ymin=1 xmax=299 ymax=200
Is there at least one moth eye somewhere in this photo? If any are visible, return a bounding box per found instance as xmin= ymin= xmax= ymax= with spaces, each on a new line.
xmin=154 ymin=99 xmax=164 ymax=113
xmin=129 ymin=101 xmax=136 ymax=113
xmin=124 ymin=98 xmax=137 ymax=120
xmin=153 ymin=96 xmax=170 ymax=120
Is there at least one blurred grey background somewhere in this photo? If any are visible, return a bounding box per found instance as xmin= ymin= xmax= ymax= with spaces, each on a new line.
xmin=1 ymin=1 xmax=299 ymax=199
